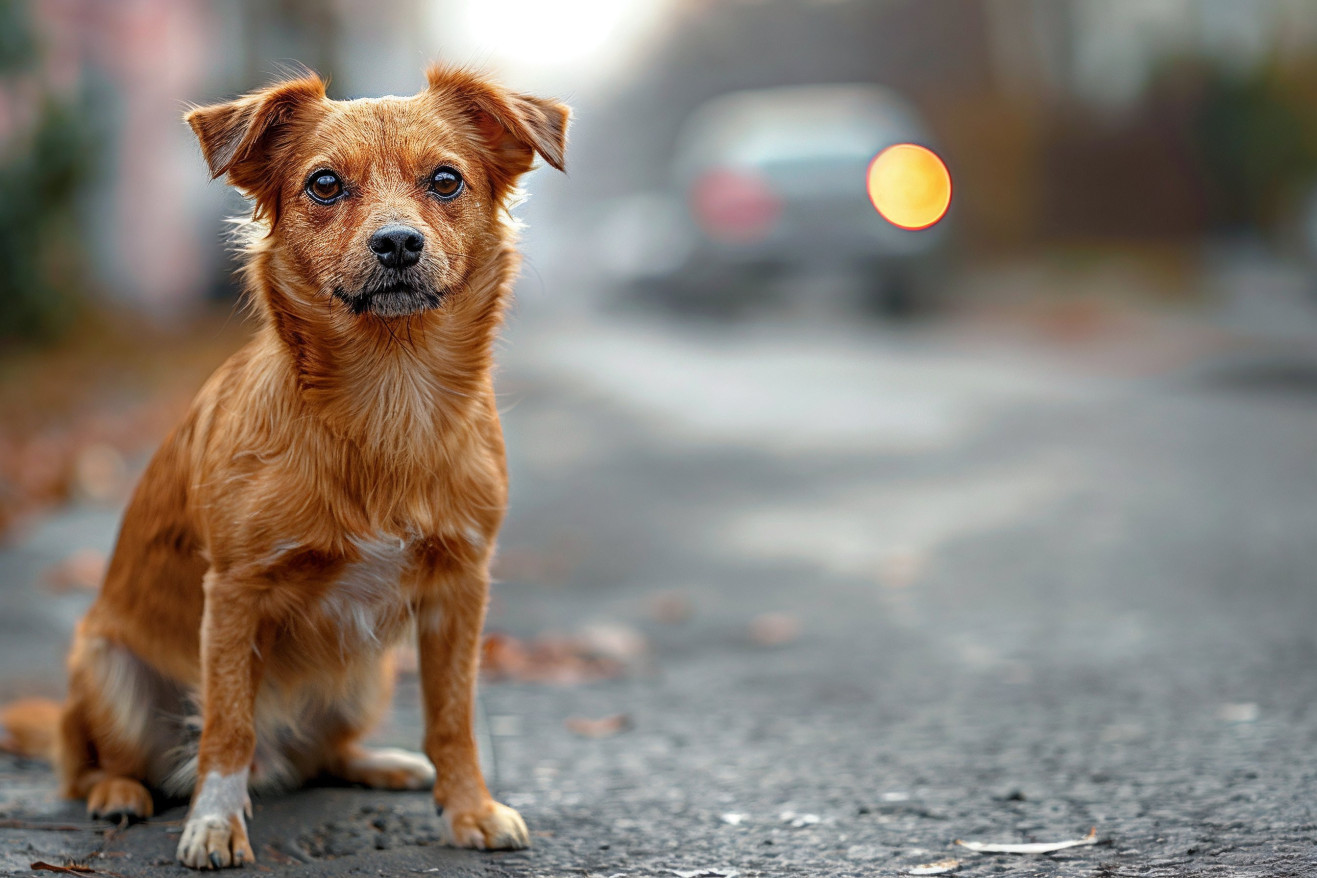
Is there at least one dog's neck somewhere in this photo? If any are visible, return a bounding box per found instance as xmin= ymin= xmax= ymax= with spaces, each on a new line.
xmin=249 ymin=241 xmax=518 ymax=459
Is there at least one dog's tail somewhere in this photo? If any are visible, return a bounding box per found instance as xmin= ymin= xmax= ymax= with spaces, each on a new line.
xmin=0 ymin=697 xmax=62 ymax=761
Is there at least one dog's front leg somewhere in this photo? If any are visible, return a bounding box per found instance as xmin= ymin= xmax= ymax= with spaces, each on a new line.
xmin=417 ymin=570 xmax=529 ymax=850
xmin=177 ymin=572 xmax=263 ymax=869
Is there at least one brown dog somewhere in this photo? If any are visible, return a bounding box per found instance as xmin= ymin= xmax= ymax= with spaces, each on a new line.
xmin=8 ymin=65 xmax=567 ymax=869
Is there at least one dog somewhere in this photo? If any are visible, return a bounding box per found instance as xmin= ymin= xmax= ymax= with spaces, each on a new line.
xmin=0 ymin=64 xmax=567 ymax=869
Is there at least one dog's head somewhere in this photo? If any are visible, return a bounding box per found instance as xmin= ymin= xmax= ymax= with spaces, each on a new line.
xmin=186 ymin=66 xmax=568 ymax=319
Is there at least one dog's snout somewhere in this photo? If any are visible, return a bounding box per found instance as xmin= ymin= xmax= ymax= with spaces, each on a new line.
xmin=369 ymin=224 xmax=425 ymax=269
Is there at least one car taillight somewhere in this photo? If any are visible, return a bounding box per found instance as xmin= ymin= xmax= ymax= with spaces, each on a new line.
xmin=691 ymin=168 xmax=781 ymax=243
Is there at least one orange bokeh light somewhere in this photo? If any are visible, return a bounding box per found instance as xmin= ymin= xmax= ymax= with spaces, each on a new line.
xmin=866 ymin=143 xmax=951 ymax=231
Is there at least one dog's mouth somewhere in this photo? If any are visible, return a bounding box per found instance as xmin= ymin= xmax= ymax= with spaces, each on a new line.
xmin=334 ymin=279 xmax=446 ymax=318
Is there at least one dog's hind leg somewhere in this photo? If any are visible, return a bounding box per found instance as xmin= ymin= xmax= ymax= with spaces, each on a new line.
xmin=59 ymin=695 xmax=153 ymax=821
xmin=329 ymin=743 xmax=436 ymax=790
xmin=316 ymin=653 xmax=435 ymax=791
xmin=58 ymin=632 xmax=182 ymax=822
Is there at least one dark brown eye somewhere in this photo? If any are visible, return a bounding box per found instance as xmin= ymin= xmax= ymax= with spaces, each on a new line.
xmin=306 ymin=171 xmax=344 ymax=204
xmin=430 ymin=167 xmax=463 ymax=200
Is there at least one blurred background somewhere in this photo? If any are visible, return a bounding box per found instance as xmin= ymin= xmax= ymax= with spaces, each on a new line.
xmin=6 ymin=0 xmax=1317 ymax=461
xmin=5 ymin=1 xmax=1317 ymax=873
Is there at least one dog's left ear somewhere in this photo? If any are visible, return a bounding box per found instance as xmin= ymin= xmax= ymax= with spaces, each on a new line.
xmin=427 ymin=65 xmax=569 ymax=181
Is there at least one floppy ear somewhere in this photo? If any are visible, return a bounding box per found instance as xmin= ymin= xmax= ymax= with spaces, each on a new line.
xmin=185 ymin=74 xmax=326 ymax=216
xmin=426 ymin=65 xmax=570 ymax=181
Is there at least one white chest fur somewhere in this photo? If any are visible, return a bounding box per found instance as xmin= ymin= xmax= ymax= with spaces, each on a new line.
xmin=321 ymin=534 xmax=414 ymax=651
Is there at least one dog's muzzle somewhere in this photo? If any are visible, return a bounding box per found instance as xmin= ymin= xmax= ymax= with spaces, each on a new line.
xmin=335 ymin=279 xmax=445 ymax=317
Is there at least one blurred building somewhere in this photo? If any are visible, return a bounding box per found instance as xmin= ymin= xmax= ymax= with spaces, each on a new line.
xmin=6 ymin=0 xmax=1317 ymax=326
xmin=5 ymin=0 xmax=434 ymax=323
xmin=574 ymin=0 xmax=1317 ymax=255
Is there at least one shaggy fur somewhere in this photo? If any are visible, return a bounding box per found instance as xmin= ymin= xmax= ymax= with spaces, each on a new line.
xmin=2 ymin=65 xmax=568 ymax=869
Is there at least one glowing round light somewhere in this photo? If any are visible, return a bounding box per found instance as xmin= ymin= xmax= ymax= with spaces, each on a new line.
xmin=866 ymin=144 xmax=951 ymax=231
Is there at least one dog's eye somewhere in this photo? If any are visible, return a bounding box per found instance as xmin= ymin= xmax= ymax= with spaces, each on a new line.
xmin=306 ymin=171 xmax=345 ymax=204
xmin=430 ymin=167 xmax=463 ymax=200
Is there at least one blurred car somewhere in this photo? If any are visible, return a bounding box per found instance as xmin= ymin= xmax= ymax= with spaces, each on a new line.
xmin=601 ymin=84 xmax=950 ymax=316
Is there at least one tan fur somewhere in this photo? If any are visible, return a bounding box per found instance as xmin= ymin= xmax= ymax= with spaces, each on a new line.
xmin=21 ymin=65 xmax=567 ymax=868
xmin=0 ymin=698 xmax=61 ymax=760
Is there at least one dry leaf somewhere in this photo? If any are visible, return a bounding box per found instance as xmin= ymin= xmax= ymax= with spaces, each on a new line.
xmin=955 ymin=827 xmax=1098 ymax=854
xmin=577 ymin=622 xmax=648 ymax=662
xmin=1217 ymin=702 xmax=1259 ymax=723
xmin=878 ymin=552 xmax=926 ymax=589
xmin=261 ymin=844 xmax=299 ymax=865
xmin=649 ymin=590 xmax=694 ymax=623
xmin=749 ymin=612 xmax=800 ymax=647
xmin=72 ymin=443 xmax=128 ymax=502
xmin=909 ymin=859 xmax=960 ymax=875
xmin=43 ymin=548 xmax=107 ymax=593
xmin=481 ymin=628 xmax=643 ymax=685
xmin=565 ymin=714 xmax=632 ymax=738
xmin=490 ymin=539 xmax=583 ymax=584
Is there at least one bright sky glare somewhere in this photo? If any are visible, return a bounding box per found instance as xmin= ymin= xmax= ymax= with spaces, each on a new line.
xmin=441 ymin=0 xmax=674 ymax=92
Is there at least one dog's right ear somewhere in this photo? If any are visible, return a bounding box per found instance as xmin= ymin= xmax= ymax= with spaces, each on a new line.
xmin=185 ymin=75 xmax=326 ymax=218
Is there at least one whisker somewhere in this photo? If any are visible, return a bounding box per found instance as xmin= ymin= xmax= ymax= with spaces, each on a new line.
xmin=373 ymin=313 xmax=406 ymax=359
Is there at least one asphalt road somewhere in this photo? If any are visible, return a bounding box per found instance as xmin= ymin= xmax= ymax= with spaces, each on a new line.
xmin=4 ymin=300 xmax=1317 ymax=877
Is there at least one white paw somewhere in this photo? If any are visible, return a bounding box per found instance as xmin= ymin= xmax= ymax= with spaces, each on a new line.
xmin=177 ymin=770 xmax=253 ymax=870
xmin=439 ymin=800 xmax=530 ymax=850
xmin=344 ymin=746 xmax=436 ymax=790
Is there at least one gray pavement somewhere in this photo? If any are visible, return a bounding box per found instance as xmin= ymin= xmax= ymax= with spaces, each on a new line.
xmin=4 ymin=303 xmax=1317 ymax=876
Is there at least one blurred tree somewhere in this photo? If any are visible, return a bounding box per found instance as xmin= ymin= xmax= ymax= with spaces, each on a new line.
xmin=0 ymin=0 xmax=97 ymax=347
xmin=0 ymin=0 xmax=36 ymax=74
xmin=1164 ymin=56 xmax=1317 ymax=234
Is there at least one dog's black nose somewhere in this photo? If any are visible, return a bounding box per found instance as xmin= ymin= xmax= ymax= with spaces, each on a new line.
xmin=369 ymin=224 xmax=424 ymax=269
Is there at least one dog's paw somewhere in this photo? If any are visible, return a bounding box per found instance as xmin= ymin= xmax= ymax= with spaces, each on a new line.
xmin=340 ymin=746 xmax=435 ymax=790
xmin=177 ymin=812 xmax=254 ymax=870
xmin=177 ymin=771 xmax=254 ymax=869
xmin=438 ymin=800 xmax=530 ymax=850
xmin=87 ymin=776 xmax=153 ymax=822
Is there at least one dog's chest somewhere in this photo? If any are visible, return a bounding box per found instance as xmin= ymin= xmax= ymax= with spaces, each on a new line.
xmin=319 ymin=534 xmax=416 ymax=650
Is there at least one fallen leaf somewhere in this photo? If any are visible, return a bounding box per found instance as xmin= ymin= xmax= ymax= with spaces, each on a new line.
xmin=481 ymin=628 xmax=641 ymax=685
xmin=878 ymin=551 xmax=926 ymax=589
xmin=261 ymin=844 xmax=299 ymax=865
xmin=649 ymin=590 xmax=693 ymax=623
xmin=749 ymin=612 xmax=800 ymax=647
xmin=1217 ymin=702 xmax=1259 ymax=723
xmin=43 ymin=548 xmax=107 ymax=593
xmin=577 ymin=622 xmax=648 ymax=662
xmin=489 ymin=538 xmax=583 ymax=584
xmin=565 ymin=714 xmax=632 ymax=738
xmin=72 ymin=443 xmax=128 ymax=502
xmin=909 ymin=859 xmax=960 ymax=875
xmin=0 ymin=313 xmax=247 ymax=541
xmin=955 ymin=827 xmax=1098 ymax=854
